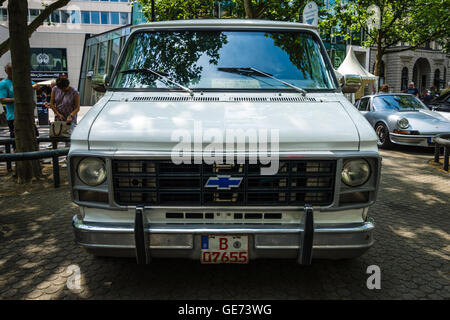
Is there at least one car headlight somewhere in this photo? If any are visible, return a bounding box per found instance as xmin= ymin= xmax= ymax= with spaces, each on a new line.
xmin=397 ymin=118 xmax=409 ymax=129
xmin=77 ymin=158 xmax=107 ymax=186
xmin=341 ymin=159 xmax=371 ymax=187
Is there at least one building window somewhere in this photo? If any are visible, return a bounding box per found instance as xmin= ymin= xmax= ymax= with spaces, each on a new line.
xmin=88 ymin=44 xmax=98 ymax=72
xmin=119 ymin=12 xmax=129 ymax=24
xmin=110 ymin=12 xmax=119 ymax=24
xmin=401 ymin=67 xmax=408 ymax=91
xmin=29 ymin=9 xmax=40 ymax=22
xmin=97 ymin=42 xmax=108 ymax=74
xmin=51 ymin=10 xmax=61 ymax=23
xmin=444 ymin=67 xmax=447 ymax=89
xmin=81 ymin=11 xmax=90 ymax=24
xmin=60 ymin=10 xmax=70 ymax=23
xmin=434 ymin=69 xmax=440 ymax=88
xmin=71 ymin=10 xmax=81 ymax=23
xmin=91 ymin=11 xmax=100 ymax=24
xmin=0 ymin=8 xmax=8 ymax=21
xmin=101 ymin=12 xmax=110 ymax=24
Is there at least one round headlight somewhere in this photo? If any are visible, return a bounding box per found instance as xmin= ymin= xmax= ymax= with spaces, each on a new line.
xmin=397 ymin=118 xmax=409 ymax=129
xmin=77 ymin=158 xmax=107 ymax=186
xmin=341 ymin=159 xmax=371 ymax=187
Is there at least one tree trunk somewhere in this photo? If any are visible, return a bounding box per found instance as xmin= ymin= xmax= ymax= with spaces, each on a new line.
xmin=8 ymin=0 xmax=41 ymax=183
xmin=373 ymin=30 xmax=384 ymax=91
xmin=244 ymin=0 xmax=254 ymax=18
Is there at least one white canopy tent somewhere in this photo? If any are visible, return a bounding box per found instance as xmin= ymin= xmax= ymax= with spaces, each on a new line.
xmin=337 ymin=47 xmax=378 ymax=100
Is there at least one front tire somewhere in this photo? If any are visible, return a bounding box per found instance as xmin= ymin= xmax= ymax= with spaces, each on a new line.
xmin=375 ymin=122 xmax=392 ymax=148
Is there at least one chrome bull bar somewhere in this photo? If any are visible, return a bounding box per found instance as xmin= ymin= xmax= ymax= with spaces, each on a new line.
xmin=133 ymin=205 xmax=315 ymax=265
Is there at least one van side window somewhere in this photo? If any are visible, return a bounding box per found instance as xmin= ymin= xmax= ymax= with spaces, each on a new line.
xmin=359 ymin=98 xmax=370 ymax=111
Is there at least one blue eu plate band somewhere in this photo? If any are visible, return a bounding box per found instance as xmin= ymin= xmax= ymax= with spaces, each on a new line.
xmin=298 ymin=205 xmax=314 ymax=265
xmin=134 ymin=206 xmax=150 ymax=264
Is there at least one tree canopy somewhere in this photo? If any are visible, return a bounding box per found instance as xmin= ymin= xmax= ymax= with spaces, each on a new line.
xmin=319 ymin=0 xmax=450 ymax=76
xmin=133 ymin=0 xmax=320 ymax=21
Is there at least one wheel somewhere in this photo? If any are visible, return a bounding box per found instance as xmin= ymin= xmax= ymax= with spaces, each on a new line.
xmin=375 ymin=122 xmax=392 ymax=148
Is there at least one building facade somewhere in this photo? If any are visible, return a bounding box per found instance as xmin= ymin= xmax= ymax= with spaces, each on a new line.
xmin=0 ymin=0 xmax=132 ymax=89
xmin=368 ymin=45 xmax=449 ymax=94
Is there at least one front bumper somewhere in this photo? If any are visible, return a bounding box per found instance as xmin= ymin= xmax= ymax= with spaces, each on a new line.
xmin=390 ymin=133 xmax=434 ymax=147
xmin=72 ymin=207 xmax=375 ymax=263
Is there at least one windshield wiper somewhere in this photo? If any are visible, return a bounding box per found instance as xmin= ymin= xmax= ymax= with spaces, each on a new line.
xmin=218 ymin=67 xmax=307 ymax=96
xmin=121 ymin=68 xmax=194 ymax=96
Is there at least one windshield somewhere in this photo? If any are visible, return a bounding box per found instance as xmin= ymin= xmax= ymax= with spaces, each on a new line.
xmin=373 ymin=95 xmax=428 ymax=111
xmin=111 ymin=30 xmax=336 ymax=91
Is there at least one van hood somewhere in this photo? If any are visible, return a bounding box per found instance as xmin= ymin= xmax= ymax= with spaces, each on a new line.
xmin=86 ymin=95 xmax=362 ymax=152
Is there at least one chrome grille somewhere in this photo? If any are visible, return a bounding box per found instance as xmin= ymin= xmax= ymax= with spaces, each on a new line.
xmin=112 ymin=160 xmax=336 ymax=206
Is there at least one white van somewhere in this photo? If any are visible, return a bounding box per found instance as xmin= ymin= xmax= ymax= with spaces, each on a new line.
xmin=69 ymin=20 xmax=381 ymax=264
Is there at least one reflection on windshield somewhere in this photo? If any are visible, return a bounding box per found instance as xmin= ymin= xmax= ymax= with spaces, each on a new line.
xmin=373 ymin=95 xmax=427 ymax=111
xmin=111 ymin=31 xmax=335 ymax=90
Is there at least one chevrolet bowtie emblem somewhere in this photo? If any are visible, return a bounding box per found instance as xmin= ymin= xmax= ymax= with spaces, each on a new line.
xmin=205 ymin=175 xmax=243 ymax=190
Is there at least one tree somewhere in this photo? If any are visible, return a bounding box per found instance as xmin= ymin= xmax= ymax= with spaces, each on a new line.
xmin=320 ymin=0 xmax=450 ymax=79
xmin=237 ymin=0 xmax=316 ymax=20
xmin=2 ymin=0 xmax=71 ymax=183
xmin=135 ymin=0 xmax=216 ymax=21
xmin=0 ymin=0 xmax=71 ymax=58
xmin=134 ymin=0 xmax=317 ymax=22
xmin=8 ymin=0 xmax=41 ymax=183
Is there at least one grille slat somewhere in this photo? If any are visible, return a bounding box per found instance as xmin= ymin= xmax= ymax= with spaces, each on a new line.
xmin=113 ymin=160 xmax=336 ymax=206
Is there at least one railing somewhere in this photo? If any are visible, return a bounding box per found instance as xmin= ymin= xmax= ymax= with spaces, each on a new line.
xmin=0 ymin=137 xmax=70 ymax=188
xmin=433 ymin=133 xmax=450 ymax=172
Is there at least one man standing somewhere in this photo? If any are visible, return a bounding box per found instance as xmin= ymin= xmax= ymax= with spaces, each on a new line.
xmin=0 ymin=62 xmax=39 ymax=149
xmin=407 ymin=82 xmax=419 ymax=97
xmin=0 ymin=63 xmax=16 ymax=147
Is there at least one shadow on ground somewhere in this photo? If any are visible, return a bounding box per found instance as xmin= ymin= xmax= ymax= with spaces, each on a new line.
xmin=0 ymin=146 xmax=448 ymax=299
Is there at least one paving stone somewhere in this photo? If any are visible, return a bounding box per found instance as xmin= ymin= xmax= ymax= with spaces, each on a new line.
xmin=0 ymin=148 xmax=449 ymax=299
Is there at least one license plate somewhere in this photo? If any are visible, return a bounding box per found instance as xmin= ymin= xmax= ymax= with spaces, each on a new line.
xmin=201 ymin=235 xmax=248 ymax=264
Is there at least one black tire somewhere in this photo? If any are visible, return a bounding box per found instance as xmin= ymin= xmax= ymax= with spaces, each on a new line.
xmin=375 ymin=122 xmax=392 ymax=148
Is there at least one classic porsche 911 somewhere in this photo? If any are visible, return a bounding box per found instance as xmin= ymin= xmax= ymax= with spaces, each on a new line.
xmin=355 ymin=93 xmax=450 ymax=148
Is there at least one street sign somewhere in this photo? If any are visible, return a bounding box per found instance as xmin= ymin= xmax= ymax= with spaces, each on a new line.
xmin=303 ymin=1 xmax=319 ymax=27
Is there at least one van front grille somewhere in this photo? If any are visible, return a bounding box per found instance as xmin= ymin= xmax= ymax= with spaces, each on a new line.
xmin=112 ymin=160 xmax=336 ymax=206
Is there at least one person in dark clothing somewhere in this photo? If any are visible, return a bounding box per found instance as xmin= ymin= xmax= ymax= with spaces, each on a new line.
xmin=422 ymin=90 xmax=433 ymax=103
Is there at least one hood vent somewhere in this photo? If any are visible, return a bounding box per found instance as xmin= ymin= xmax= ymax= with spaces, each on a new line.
xmin=232 ymin=96 xmax=318 ymax=102
xmin=132 ymin=96 xmax=219 ymax=102
xmin=131 ymin=96 xmax=318 ymax=102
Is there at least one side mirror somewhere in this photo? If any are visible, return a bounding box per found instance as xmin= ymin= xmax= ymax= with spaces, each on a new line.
xmin=91 ymin=73 xmax=109 ymax=93
xmin=340 ymin=74 xmax=362 ymax=93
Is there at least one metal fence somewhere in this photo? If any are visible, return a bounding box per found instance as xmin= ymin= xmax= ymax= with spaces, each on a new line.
xmin=0 ymin=137 xmax=70 ymax=188
xmin=433 ymin=133 xmax=450 ymax=172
